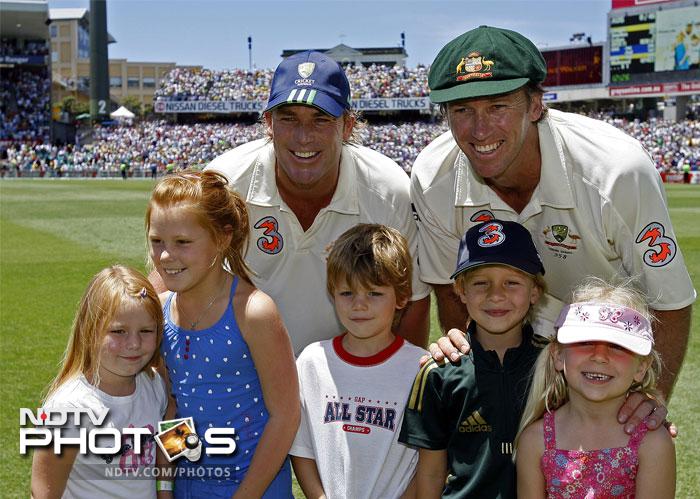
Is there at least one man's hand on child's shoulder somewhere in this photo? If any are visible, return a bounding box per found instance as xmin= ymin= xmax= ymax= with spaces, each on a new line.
xmin=618 ymin=391 xmax=676 ymax=437
xmin=420 ymin=328 xmax=472 ymax=366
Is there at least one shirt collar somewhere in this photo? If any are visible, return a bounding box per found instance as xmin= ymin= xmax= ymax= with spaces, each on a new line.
xmin=247 ymin=142 xmax=359 ymax=214
xmin=454 ymin=115 xmax=575 ymax=210
xmin=466 ymin=321 xmax=536 ymax=368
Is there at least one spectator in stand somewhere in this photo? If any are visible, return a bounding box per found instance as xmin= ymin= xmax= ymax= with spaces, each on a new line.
xmin=153 ymin=64 xmax=429 ymax=102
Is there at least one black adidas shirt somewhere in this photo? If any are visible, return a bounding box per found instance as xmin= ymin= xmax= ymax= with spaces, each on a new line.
xmin=398 ymin=322 xmax=541 ymax=498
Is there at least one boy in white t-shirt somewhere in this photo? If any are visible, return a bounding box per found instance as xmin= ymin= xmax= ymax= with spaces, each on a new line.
xmin=290 ymin=224 xmax=426 ymax=499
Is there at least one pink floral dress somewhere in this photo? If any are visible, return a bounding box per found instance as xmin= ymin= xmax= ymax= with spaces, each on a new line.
xmin=541 ymin=411 xmax=647 ymax=498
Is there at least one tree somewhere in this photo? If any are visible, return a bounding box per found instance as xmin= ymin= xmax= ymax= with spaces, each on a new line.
xmin=120 ymin=96 xmax=143 ymax=117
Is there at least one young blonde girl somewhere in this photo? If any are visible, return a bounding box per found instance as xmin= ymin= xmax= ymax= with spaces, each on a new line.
xmin=32 ymin=265 xmax=167 ymax=499
xmin=146 ymin=170 xmax=299 ymax=498
xmin=515 ymin=279 xmax=675 ymax=498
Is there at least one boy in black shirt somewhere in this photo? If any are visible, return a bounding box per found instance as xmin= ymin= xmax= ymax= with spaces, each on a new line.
xmin=399 ymin=220 xmax=545 ymax=498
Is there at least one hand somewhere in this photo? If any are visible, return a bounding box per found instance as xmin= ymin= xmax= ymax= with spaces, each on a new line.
xmin=419 ymin=328 xmax=471 ymax=366
xmin=618 ymin=391 xmax=676 ymax=437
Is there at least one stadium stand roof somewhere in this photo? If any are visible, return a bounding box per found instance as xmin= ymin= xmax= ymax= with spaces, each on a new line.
xmin=0 ymin=0 xmax=49 ymax=39
xmin=282 ymin=44 xmax=406 ymax=58
xmin=48 ymin=7 xmax=87 ymax=21
xmin=48 ymin=7 xmax=116 ymax=43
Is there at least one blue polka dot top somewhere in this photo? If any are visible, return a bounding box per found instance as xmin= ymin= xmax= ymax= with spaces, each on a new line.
xmin=162 ymin=277 xmax=269 ymax=482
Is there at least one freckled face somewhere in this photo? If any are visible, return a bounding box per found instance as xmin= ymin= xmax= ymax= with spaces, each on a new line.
xmin=148 ymin=204 xmax=224 ymax=294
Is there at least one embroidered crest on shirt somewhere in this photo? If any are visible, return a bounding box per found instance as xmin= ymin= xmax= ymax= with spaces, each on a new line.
xmin=542 ymin=224 xmax=581 ymax=259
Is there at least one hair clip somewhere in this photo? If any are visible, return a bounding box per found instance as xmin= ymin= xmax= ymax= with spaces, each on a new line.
xmin=139 ymin=287 xmax=148 ymax=298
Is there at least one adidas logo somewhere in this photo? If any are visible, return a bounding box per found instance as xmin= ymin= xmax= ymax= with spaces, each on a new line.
xmin=458 ymin=410 xmax=492 ymax=433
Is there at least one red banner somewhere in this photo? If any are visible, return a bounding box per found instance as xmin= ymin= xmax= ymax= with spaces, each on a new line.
xmin=612 ymin=0 xmax=676 ymax=10
xmin=609 ymin=81 xmax=700 ymax=96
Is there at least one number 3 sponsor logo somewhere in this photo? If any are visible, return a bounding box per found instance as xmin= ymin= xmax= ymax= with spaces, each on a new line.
xmin=254 ymin=216 xmax=283 ymax=255
xmin=635 ymin=222 xmax=677 ymax=267
xmin=478 ymin=222 xmax=505 ymax=247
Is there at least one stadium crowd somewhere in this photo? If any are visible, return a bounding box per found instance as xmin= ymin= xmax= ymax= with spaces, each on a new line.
xmin=154 ymin=64 xmax=429 ymax=101
xmin=0 ymin=68 xmax=51 ymax=144
xmin=3 ymin=116 xmax=700 ymax=177
xmin=1 ymin=120 xmax=448 ymax=176
xmin=0 ymin=38 xmax=49 ymax=56
xmin=604 ymin=116 xmax=700 ymax=174
xmin=0 ymin=39 xmax=51 ymax=144
xmin=1 ymin=58 xmax=699 ymax=178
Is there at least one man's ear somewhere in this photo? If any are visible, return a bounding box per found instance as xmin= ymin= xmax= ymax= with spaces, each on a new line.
xmin=342 ymin=113 xmax=356 ymax=142
xmin=263 ymin=111 xmax=273 ymax=133
xmin=528 ymin=92 xmax=544 ymax=123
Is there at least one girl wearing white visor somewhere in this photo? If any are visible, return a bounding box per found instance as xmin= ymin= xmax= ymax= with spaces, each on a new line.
xmin=515 ymin=278 xmax=675 ymax=498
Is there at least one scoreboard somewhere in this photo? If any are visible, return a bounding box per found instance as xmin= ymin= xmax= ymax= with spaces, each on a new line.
xmin=610 ymin=11 xmax=656 ymax=83
xmin=609 ymin=4 xmax=700 ymax=84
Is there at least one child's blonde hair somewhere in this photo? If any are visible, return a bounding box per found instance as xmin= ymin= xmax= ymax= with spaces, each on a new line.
xmin=45 ymin=265 xmax=163 ymax=400
xmin=145 ymin=170 xmax=252 ymax=284
xmin=515 ymin=278 xmax=662 ymax=452
xmin=326 ymin=224 xmax=412 ymax=323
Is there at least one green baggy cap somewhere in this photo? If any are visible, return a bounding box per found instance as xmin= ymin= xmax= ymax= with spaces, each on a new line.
xmin=428 ymin=25 xmax=546 ymax=103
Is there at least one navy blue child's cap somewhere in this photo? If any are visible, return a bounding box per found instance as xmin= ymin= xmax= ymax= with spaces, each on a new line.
xmin=451 ymin=220 xmax=545 ymax=280
xmin=265 ymin=51 xmax=352 ymax=118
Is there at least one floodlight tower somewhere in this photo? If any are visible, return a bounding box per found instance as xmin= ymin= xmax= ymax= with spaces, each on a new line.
xmin=89 ymin=0 xmax=109 ymax=122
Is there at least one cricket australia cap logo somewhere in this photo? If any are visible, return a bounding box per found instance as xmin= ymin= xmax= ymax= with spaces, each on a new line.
xmin=297 ymin=62 xmax=315 ymax=78
xmin=295 ymin=62 xmax=316 ymax=86
xmin=456 ymin=52 xmax=494 ymax=81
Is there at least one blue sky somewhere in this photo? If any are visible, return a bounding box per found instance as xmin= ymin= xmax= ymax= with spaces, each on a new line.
xmin=50 ymin=0 xmax=612 ymax=70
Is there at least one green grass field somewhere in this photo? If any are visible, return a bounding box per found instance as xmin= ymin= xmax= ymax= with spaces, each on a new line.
xmin=1 ymin=180 xmax=698 ymax=497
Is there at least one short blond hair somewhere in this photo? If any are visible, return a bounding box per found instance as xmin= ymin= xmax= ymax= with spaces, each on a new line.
xmin=326 ymin=224 xmax=412 ymax=308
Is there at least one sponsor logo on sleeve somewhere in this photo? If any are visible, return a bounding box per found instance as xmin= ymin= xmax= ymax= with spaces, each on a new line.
xmin=635 ymin=222 xmax=677 ymax=267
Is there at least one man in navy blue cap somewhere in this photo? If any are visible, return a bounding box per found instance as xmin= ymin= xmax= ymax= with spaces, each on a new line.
xmin=208 ymin=51 xmax=430 ymax=354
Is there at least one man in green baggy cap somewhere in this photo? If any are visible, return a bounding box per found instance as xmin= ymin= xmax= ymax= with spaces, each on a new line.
xmin=413 ymin=24 xmax=694 ymax=418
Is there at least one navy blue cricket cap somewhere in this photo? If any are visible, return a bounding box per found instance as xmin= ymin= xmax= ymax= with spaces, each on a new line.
xmin=451 ymin=220 xmax=545 ymax=280
xmin=265 ymin=51 xmax=352 ymax=118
